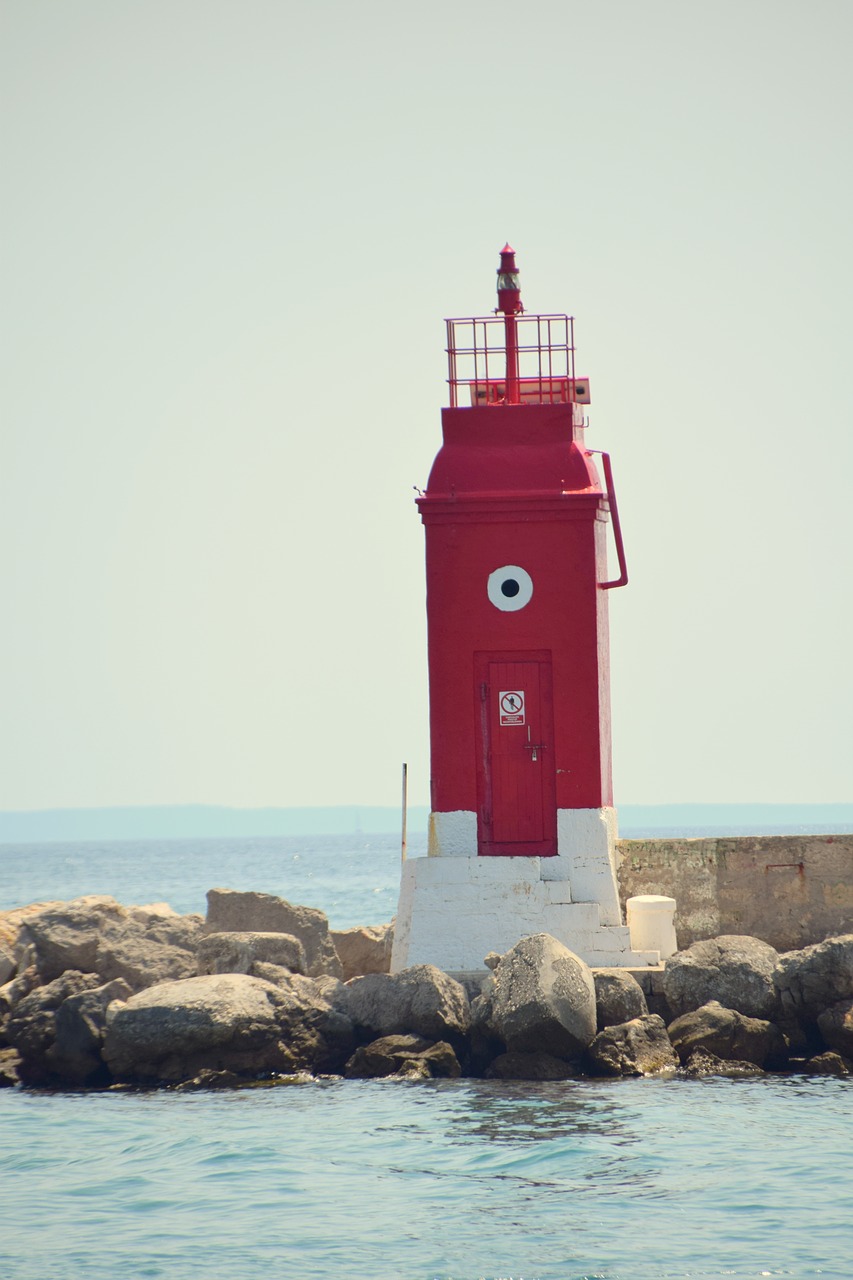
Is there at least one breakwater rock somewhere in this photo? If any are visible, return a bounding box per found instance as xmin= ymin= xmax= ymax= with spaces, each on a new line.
xmin=1 ymin=891 xmax=851 ymax=1088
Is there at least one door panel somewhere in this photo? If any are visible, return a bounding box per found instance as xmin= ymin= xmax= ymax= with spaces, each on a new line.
xmin=475 ymin=651 xmax=557 ymax=856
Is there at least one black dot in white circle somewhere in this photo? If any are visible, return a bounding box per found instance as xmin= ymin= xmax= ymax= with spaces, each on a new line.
xmin=487 ymin=565 xmax=533 ymax=612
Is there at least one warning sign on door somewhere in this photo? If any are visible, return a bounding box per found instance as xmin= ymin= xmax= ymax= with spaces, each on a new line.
xmin=499 ymin=690 xmax=525 ymax=726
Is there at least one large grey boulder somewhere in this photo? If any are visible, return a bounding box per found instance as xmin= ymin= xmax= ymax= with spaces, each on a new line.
xmin=817 ymin=999 xmax=853 ymax=1058
xmin=773 ymin=935 xmax=853 ymax=1021
xmin=805 ymin=1051 xmax=851 ymax=1076
xmin=102 ymin=909 xmax=204 ymax=991
xmin=481 ymin=934 xmax=597 ymax=1060
xmin=21 ymin=897 xmax=130 ymax=981
xmin=197 ymin=932 xmax=307 ymax=977
xmin=345 ymin=965 xmax=470 ymax=1042
xmin=103 ymin=972 xmax=281 ymax=1085
xmin=97 ymin=931 xmax=198 ymax=992
xmin=250 ymin=961 xmax=303 ymax=989
xmin=126 ymin=907 xmax=204 ymax=951
xmin=312 ymin=974 xmax=352 ymax=1017
xmin=667 ymin=1000 xmax=788 ymax=1069
xmin=205 ymin=890 xmax=342 ymax=979
xmin=594 ymin=969 xmax=648 ymax=1030
xmin=0 ymin=901 xmax=66 ymax=968
xmin=0 ymin=965 xmax=41 ymax=1029
xmin=4 ymin=970 xmax=103 ymax=1085
xmin=0 ymin=1047 xmax=20 ymax=1087
xmin=104 ymin=974 xmax=287 ymax=1082
xmin=662 ymin=935 xmax=781 ymax=1019
xmin=344 ymin=1034 xmax=460 ymax=1080
xmin=587 ymin=1014 xmax=678 ymax=1077
xmin=46 ymin=979 xmax=133 ymax=1084
xmin=485 ymin=1051 xmax=579 ymax=1081
xmin=103 ymin=972 xmax=354 ymax=1083
xmin=468 ymin=987 xmax=506 ymax=1076
xmin=331 ymin=923 xmax=394 ymax=981
xmin=682 ymin=1050 xmax=764 ymax=1078
xmin=267 ymin=972 xmax=355 ymax=1073
xmin=20 ymin=896 xmax=203 ymax=993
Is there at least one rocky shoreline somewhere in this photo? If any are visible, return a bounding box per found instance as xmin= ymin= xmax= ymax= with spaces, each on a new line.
xmin=1 ymin=888 xmax=851 ymax=1089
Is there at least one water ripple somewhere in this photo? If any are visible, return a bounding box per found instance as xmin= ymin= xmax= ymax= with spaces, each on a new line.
xmin=2 ymin=1061 xmax=852 ymax=1280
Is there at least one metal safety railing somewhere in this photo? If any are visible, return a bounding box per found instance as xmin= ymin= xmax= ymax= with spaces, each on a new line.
xmin=446 ymin=313 xmax=580 ymax=408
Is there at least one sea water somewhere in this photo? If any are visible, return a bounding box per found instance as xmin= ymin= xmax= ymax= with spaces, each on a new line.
xmin=1 ymin=833 xmax=852 ymax=1280
xmin=0 ymin=832 xmax=418 ymax=928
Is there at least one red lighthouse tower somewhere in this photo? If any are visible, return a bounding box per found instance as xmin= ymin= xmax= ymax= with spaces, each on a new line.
xmin=392 ymin=248 xmax=656 ymax=974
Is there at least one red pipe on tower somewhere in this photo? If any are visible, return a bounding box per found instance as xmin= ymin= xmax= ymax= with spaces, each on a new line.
xmin=496 ymin=244 xmax=522 ymax=404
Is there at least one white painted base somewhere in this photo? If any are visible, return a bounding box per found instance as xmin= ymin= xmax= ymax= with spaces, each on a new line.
xmin=557 ymin=807 xmax=622 ymax=925
xmin=427 ymin=810 xmax=477 ymax=857
xmin=391 ymin=807 xmax=662 ymax=973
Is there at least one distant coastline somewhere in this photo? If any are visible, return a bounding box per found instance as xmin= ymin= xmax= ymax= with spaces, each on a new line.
xmin=0 ymin=802 xmax=851 ymax=843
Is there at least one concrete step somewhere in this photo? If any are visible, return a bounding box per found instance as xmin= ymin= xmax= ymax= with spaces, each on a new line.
xmin=579 ymin=947 xmax=661 ymax=968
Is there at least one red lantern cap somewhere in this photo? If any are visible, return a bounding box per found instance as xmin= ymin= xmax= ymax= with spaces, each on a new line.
xmin=499 ymin=243 xmax=518 ymax=273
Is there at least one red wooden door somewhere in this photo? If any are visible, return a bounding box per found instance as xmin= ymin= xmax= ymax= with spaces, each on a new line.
xmin=475 ymin=651 xmax=557 ymax=856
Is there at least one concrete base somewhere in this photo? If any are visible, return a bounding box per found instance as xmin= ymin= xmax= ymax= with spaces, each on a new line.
xmin=627 ymin=895 xmax=678 ymax=959
xmin=392 ymin=808 xmax=662 ymax=974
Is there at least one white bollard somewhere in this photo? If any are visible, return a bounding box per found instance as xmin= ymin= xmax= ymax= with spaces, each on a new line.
xmin=626 ymin=894 xmax=678 ymax=960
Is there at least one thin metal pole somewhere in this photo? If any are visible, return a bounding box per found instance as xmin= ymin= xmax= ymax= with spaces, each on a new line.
xmin=401 ymin=762 xmax=408 ymax=863
xmin=504 ymin=311 xmax=519 ymax=403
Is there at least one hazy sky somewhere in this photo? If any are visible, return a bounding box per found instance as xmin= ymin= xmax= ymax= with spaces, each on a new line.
xmin=2 ymin=0 xmax=851 ymax=812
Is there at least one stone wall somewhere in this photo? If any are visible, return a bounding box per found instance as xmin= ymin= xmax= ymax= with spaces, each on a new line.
xmin=615 ymin=834 xmax=853 ymax=953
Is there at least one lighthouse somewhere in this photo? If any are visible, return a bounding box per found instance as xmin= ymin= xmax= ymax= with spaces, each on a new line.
xmin=391 ymin=248 xmax=660 ymax=974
